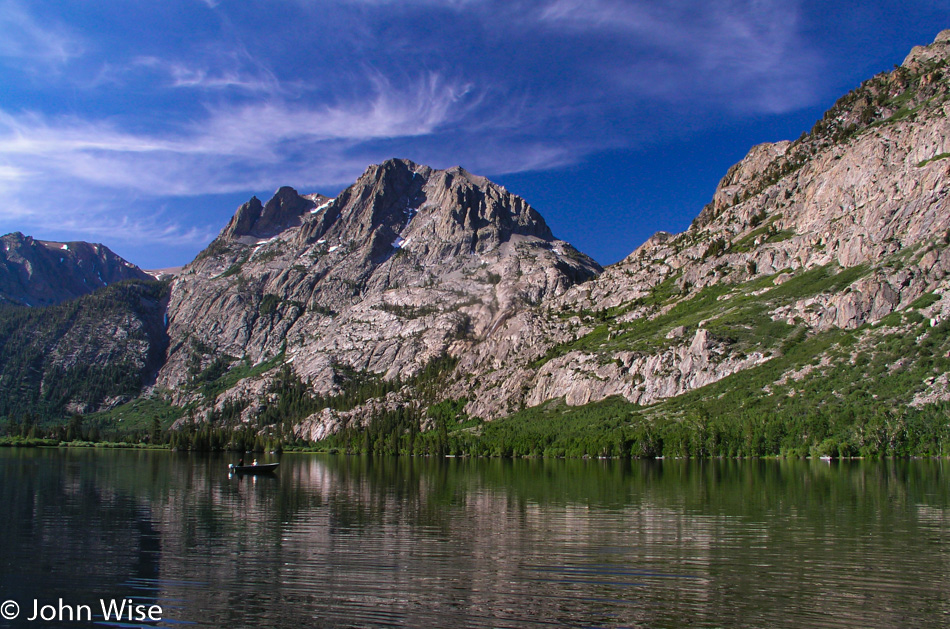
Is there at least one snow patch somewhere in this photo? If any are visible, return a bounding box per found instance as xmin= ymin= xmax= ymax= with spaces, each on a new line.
xmin=328 ymin=245 xmax=340 ymax=253
xmin=252 ymin=235 xmax=281 ymax=256
xmin=310 ymin=199 xmax=334 ymax=214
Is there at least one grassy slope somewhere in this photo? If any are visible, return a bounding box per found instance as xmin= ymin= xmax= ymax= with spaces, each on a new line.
xmin=460 ymin=249 xmax=950 ymax=458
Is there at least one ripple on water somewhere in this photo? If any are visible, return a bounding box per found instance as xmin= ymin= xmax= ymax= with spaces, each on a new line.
xmin=2 ymin=452 xmax=950 ymax=628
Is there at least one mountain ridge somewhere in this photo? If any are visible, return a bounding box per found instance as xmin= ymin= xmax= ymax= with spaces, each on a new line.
xmin=454 ymin=28 xmax=950 ymax=422
xmin=0 ymin=232 xmax=152 ymax=307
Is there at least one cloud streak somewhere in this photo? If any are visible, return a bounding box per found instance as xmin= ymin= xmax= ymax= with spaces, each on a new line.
xmin=43 ymin=207 xmax=218 ymax=250
xmin=132 ymin=56 xmax=282 ymax=93
xmin=536 ymin=0 xmax=819 ymax=112
xmin=0 ymin=0 xmax=83 ymax=67
xmin=0 ymin=0 xmax=823 ymax=199
xmin=0 ymin=72 xmax=479 ymax=191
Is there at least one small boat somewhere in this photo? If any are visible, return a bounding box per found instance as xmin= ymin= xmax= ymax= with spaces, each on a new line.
xmin=229 ymin=462 xmax=280 ymax=474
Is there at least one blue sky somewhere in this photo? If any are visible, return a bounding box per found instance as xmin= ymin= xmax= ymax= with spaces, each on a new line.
xmin=0 ymin=0 xmax=946 ymax=269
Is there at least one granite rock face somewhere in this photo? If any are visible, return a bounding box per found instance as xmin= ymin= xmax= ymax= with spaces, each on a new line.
xmin=159 ymin=159 xmax=601 ymax=419
xmin=903 ymin=29 xmax=950 ymax=68
xmin=222 ymin=188 xmax=329 ymax=243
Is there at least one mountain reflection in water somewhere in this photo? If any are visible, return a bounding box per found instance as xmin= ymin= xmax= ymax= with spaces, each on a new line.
xmin=1 ymin=450 xmax=948 ymax=628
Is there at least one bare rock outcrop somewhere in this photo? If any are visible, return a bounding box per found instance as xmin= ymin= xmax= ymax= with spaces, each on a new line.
xmin=158 ymin=159 xmax=601 ymax=426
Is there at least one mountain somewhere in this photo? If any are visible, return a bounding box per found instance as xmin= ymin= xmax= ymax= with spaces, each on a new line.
xmin=157 ymin=158 xmax=600 ymax=430
xmin=459 ymin=29 xmax=950 ymax=417
xmin=0 ymin=235 xmax=168 ymax=423
xmin=435 ymin=29 xmax=950 ymax=456
xmin=0 ymin=232 xmax=152 ymax=307
xmin=299 ymin=29 xmax=950 ymax=452
xmin=3 ymin=31 xmax=950 ymax=458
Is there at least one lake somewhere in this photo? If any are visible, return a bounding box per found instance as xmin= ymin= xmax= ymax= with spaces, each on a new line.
xmin=1 ymin=449 xmax=948 ymax=628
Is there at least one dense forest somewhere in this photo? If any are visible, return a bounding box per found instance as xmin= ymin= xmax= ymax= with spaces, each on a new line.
xmin=0 ymin=280 xmax=169 ymax=424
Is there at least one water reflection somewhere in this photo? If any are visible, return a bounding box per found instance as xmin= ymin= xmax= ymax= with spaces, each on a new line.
xmin=1 ymin=451 xmax=949 ymax=628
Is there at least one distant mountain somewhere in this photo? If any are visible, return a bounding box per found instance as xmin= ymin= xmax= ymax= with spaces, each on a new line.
xmin=144 ymin=267 xmax=183 ymax=281
xmin=0 ymin=232 xmax=152 ymax=307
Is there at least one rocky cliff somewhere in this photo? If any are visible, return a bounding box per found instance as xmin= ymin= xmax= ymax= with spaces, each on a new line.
xmin=453 ymin=29 xmax=950 ymax=421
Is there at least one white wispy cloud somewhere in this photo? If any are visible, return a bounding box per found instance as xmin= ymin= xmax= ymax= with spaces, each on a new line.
xmin=196 ymin=73 xmax=474 ymax=152
xmin=0 ymin=71 xmax=475 ymax=190
xmin=0 ymin=0 xmax=836 ymax=265
xmin=54 ymin=211 xmax=218 ymax=249
xmin=538 ymin=0 xmax=794 ymax=52
xmin=0 ymin=0 xmax=83 ymax=66
xmin=0 ymin=70 xmax=498 ymax=259
xmin=536 ymin=0 xmax=818 ymax=112
xmin=131 ymin=56 xmax=283 ymax=93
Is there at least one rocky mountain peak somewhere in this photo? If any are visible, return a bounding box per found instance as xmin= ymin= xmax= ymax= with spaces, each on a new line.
xmin=222 ymin=186 xmax=326 ymax=243
xmin=694 ymin=141 xmax=792 ymax=227
xmin=160 ymin=158 xmax=601 ymax=402
xmin=693 ymin=33 xmax=950 ymax=232
xmin=297 ymin=158 xmax=555 ymax=261
xmin=306 ymin=158 xmax=430 ymax=246
xmin=903 ymin=29 xmax=950 ymax=68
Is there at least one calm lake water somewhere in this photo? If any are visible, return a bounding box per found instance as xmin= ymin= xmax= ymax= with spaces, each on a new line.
xmin=1 ymin=449 xmax=949 ymax=628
